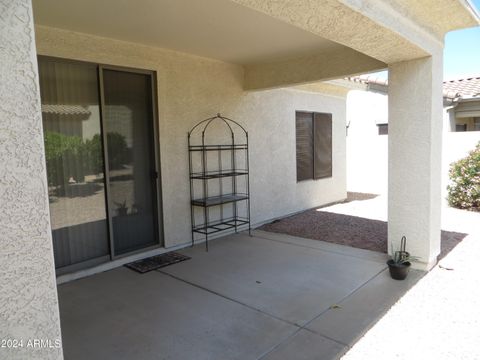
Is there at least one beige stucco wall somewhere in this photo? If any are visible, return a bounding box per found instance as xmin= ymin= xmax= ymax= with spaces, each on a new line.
xmin=347 ymin=90 xmax=480 ymax=203
xmin=35 ymin=25 xmax=347 ymax=249
xmin=346 ymin=90 xmax=389 ymax=195
xmin=0 ymin=2 xmax=63 ymax=360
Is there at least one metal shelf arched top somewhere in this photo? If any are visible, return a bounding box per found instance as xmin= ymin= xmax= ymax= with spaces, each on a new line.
xmin=188 ymin=113 xmax=248 ymax=145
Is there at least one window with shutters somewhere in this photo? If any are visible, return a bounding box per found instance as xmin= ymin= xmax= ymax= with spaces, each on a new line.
xmin=295 ymin=111 xmax=332 ymax=182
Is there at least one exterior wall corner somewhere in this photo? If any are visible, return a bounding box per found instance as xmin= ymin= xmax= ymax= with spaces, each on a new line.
xmin=0 ymin=1 xmax=63 ymax=358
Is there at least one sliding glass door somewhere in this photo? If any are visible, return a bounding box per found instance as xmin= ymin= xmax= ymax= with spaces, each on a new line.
xmin=38 ymin=57 xmax=161 ymax=272
xmin=39 ymin=59 xmax=110 ymax=270
xmin=102 ymin=68 xmax=158 ymax=255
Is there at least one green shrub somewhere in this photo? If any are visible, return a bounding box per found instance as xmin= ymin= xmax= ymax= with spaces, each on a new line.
xmin=44 ymin=131 xmax=129 ymax=187
xmin=447 ymin=141 xmax=480 ymax=211
xmin=106 ymin=132 xmax=130 ymax=170
xmin=44 ymin=131 xmax=83 ymax=162
xmin=44 ymin=131 xmax=85 ymax=187
xmin=84 ymin=134 xmax=104 ymax=175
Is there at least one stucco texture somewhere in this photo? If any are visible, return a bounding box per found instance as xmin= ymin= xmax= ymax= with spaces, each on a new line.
xmin=244 ymin=47 xmax=385 ymax=90
xmin=232 ymin=0 xmax=429 ymax=63
xmin=0 ymin=1 xmax=63 ymax=359
xmin=388 ymin=55 xmax=444 ymax=269
xmin=233 ymin=0 xmax=477 ymax=63
xmin=35 ymin=25 xmax=347 ymax=249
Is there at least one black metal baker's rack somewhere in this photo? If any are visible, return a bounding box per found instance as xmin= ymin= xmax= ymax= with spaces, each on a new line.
xmin=188 ymin=113 xmax=251 ymax=250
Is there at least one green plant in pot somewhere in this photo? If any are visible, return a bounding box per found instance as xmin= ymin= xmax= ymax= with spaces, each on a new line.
xmin=387 ymin=236 xmax=417 ymax=280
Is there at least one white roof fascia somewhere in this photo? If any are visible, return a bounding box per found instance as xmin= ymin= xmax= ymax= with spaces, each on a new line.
xmin=463 ymin=0 xmax=480 ymax=24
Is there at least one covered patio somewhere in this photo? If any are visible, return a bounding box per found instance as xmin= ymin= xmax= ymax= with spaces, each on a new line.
xmin=58 ymin=193 xmax=480 ymax=359
xmin=59 ymin=230 xmax=422 ymax=360
xmin=1 ymin=1 xmax=480 ymax=359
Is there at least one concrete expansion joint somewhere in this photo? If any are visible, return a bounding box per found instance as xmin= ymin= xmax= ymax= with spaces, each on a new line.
xmin=157 ymin=262 xmax=359 ymax=352
xmin=310 ymin=332 xmax=349 ymax=348
xmin=155 ymin=267 xmax=351 ymax=360
xmin=256 ymin=325 xmax=348 ymax=360
xmin=253 ymin=232 xmax=387 ymax=264
xmin=300 ymin=267 xmax=387 ymax=322
xmin=255 ymin=327 xmax=303 ymax=360
xmin=157 ymin=252 xmax=388 ymax=357
xmin=156 ymin=269 xmax=299 ymax=327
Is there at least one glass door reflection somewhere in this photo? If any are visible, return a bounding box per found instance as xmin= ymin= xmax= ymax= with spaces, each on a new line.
xmin=39 ymin=58 xmax=161 ymax=272
xmin=102 ymin=68 xmax=158 ymax=255
xmin=39 ymin=58 xmax=110 ymax=270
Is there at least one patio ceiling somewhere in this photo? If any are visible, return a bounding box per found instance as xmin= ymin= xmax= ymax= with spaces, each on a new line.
xmin=33 ymin=0 xmax=478 ymax=90
xmin=33 ymin=0 xmax=346 ymax=66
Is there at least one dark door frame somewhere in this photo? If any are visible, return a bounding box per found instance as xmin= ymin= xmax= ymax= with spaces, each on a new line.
xmin=38 ymin=55 xmax=164 ymax=273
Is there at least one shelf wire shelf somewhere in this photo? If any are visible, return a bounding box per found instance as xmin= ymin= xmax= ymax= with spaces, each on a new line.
xmin=188 ymin=113 xmax=251 ymax=251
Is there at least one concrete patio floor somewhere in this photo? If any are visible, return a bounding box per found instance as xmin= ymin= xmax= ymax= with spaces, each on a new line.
xmin=58 ymin=230 xmax=423 ymax=360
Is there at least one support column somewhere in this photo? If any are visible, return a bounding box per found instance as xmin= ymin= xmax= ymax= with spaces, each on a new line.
xmin=0 ymin=1 xmax=63 ymax=359
xmin=388 ymin=54 xmax=443 ymax=270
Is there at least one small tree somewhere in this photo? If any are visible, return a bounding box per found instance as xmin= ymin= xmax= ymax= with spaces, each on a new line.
xmin=44 ymin=131 xmax=85 ymax=187
xmin=447 ymin=141 xmax=480 ymax=211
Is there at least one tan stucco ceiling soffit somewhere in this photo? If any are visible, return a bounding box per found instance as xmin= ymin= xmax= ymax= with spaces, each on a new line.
xmin=377 ymin=0 xmax=480 ymax=39
xmin=231 ymin=0 xmax=478 ymax=64
xmin=244 ymin=47 xmax=386 ymax=90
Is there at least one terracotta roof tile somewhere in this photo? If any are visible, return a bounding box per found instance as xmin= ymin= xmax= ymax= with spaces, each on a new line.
xmin=443 ymin=77 xmax=480 ymax=97
xmin=346 ymin=75 xmax=480 ymax=99
xmin=41 ymin=104 xmax=91 ymax=116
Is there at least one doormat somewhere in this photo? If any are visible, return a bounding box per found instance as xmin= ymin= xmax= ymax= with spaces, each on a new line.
xmin=125 ymin=252 xmax=191 ymax=274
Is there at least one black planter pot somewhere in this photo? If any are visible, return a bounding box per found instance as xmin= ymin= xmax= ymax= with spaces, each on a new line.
xmin=387 ymin=259 xmax=411 ymax=280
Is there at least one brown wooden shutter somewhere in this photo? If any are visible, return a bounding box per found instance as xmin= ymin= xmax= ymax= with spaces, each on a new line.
xmin=296 ymin=112 xmax=314 ymax=181
xmin=313 ymin=113 xmax=332 ymax=179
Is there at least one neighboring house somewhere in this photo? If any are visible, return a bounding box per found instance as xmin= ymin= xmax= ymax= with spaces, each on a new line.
xmin=444 ymin=77 xmax=480 ymax=131
xmin=345 ymin=75 xmax=480 ymax=196
xmin=347 ymin=75 xmax=480 ymax=133
xmin=1 ymin=0 xmax=479 ymax=359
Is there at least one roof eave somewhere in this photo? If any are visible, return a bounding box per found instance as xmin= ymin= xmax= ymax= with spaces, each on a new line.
xmin=463 ymin=0 xmax=480 ymax=25
xmin=456 ymin=96 xmax=480 ymax=102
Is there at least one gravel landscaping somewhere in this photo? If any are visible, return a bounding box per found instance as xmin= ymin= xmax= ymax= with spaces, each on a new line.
xmin=259 ymin=192 xmax=467 ymax=260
